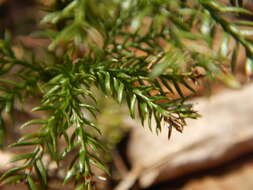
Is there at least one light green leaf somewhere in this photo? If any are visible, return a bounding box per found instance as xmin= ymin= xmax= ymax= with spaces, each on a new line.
xmin=117 ymin=82 xmax=124 ymax=104
xmin=64 ymin=167 xmax=76 ymax=184
xmin=2 ymin=174 xmax=26 ymax=184
xmin=27 ymin=176 xmax=38 ymax=190
xmin=129 ymin=94 xmax=137 ymax=118
xmin=104 ymin=72 xmax=111 ymax=95
xmin=246 ymin=57 xmax=253 ymax=77
xmin=35 ymin=159 xmax=47 ymax=185
xmin=20 ymin=120 xmax=46 ymax=129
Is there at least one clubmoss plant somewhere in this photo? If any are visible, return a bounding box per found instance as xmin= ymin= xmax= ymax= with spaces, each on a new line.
xmin=0 ymin=0 xmax=253 ymax=189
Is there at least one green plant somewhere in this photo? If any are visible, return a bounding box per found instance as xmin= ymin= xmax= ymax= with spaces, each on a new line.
xmin=0 ymin=0 xmax=252 ymax=189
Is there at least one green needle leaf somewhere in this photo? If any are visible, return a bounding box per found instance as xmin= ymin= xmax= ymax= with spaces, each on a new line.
xmin=129 ymin=94 xmax=137 ymax=118
xmin=27 ymin=176 xmax=38 ymax=190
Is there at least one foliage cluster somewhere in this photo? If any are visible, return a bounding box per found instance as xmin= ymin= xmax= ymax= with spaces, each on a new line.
xmin=0 ymin=0 xmax=253 ymax=189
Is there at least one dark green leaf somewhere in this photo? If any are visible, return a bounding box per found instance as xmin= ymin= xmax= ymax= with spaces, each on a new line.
xmin=11 ymin=153 xmax=35 ymax=163
xmin=180 ymin=79 xmax=195 ymax=93
xmin=172 ymin=80 xmax=184 ymax=97
xmin=10 ymin=139 xmax=42 ymax=147
xmin=0 ymin=116 xmax=5 ymax=147
xmin=231 ymin=42 xmax=239 ymax=73
xmin=138 ymin=102 xmax=148 ymax=125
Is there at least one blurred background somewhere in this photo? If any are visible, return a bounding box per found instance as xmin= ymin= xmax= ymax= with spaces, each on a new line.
xmin=1 ymin=1 xmax=253 ymax=190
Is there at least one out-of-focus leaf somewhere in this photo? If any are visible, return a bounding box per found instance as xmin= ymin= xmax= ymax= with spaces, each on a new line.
xmin=246 ymin=57 xmax=253 ymax=77
xmin=201 ymin=0 xmax=252 ymax=15
xmin=64 ymin=167 xmax=76 ymax=184
xmin=150 ymin=52 xmax=178 ymax=78
xmin=27 ymin=176 xmax=38 ymax=190
xmin=0 ymin=166 xmax=26 ymax=181
xmin=41 ymin=1 xmax=77 ymax=24
xmin=172 ymin=80 xmax=184 ymax=97
xmin=235 ymin=20 xmax=253 ymax=27
xmin=1 ymin=174 xmax=26 ymax=185
xmin=48 ymin=24 xmax=79 ymax=51
xmin=201 ymin=11 xmax=211 ymax=35
xmin=218 ymin=73 xmax=241 ymax=89
xmin=231 ymin=42 xmax=239 ymax=73
xmin=220 ymin=33 xmax=229 ymax=56
xmin=89 ymin=153 xmax=109 ymax=175
xmin=0 ymin=116 xmax=5 ymax=148
xmin=160 ymin=78 xmax=175 ymax=94
xmin=75 ymin=184 xmax=85 ymax=190
xmin=180 ymin=79 xmax=195 ymax=93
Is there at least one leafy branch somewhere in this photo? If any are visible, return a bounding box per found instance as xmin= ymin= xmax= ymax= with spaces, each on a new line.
xmin=0 ymin=0 xmax=253 ymax=189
